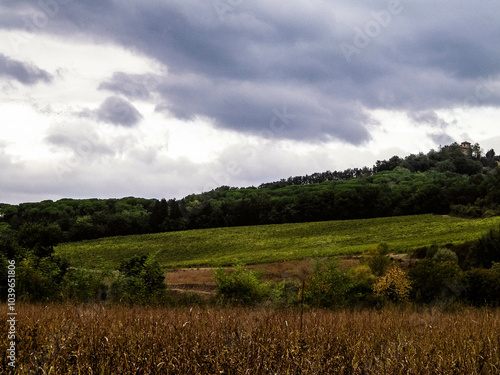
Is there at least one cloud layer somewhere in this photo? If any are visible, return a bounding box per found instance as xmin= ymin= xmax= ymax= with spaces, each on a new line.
xmin=0 ymin=53 xmax=52 ymax=85
xmin=2 ymin=0 xmax=499 ymax=144
xmin=1 ymin=0 xmax=500 ymax=204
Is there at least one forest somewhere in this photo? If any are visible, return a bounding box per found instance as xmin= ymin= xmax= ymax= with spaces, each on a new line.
xmin=1 ymin=142 xmax=500 ymax=243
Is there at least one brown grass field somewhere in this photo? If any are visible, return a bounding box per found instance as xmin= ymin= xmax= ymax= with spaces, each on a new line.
xmin=165 ymin=257 xmax=367 ymax=297
xmin=1 ymin=303 xmax=499 ymax=374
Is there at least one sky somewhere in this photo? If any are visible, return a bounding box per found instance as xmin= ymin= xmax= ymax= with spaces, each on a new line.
xmin=1 ymin=0 xmax=500 ymax=204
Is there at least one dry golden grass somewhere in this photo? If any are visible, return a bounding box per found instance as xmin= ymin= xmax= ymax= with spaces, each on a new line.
xmin=1 ymin=303 xmax=499 ymax=374
xmin=165 ymin=258 xmax=353 ymax=293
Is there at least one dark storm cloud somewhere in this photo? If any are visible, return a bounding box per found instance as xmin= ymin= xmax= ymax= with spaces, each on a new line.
xmin=0 ymin=53 xmax=52 ymax=85
xmin=3 ymin=0 xmax=500 ymax=143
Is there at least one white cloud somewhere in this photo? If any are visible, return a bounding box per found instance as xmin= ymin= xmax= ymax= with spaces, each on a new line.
xmin=1 ymin=1 xmax=500 ymax=204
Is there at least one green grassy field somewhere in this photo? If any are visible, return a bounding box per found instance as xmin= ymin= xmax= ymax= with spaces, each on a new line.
xmin=55 ymin=214 xmax=500 ymax=269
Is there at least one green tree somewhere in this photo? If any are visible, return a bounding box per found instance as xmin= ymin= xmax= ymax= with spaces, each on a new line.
xmin=469 ymin=227 xmax=500 ymax=268
xmin=304 ymin=259 xmax=353 ymax=308
xmin=464 ymin=268 xmax=500 ymax=306
xmin=115 ymin=253 xmax=166 ymax=304
xmin=363 ymin=243 xmax=391 ymax=277
xmin=18 ymin=223 xmax=62 ymax=257
xmin=409 ymin=259 xmax=463 ymax=303
xmin=214 ymin=265 xmax=269 ymax=305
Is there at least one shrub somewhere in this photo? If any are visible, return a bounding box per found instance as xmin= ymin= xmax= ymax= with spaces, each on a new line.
xmin=432 ymin=248 xmax=459 ymax=263
xmin=114 ymin=253 xmax=166 ymax=304
xmin=492 ymin=262 xmax=500 ymax=274
xmin=304 ymin=259 xmax=353 ymax=308
xmin=363 ymin=243 xmax=391 ymax=277
xmin=409 ymin=259 xmax=464 ymax=304
xmin=17 ymin=254 xmax=69 ymax=302
xmin=61 ymin=266 xmax=111 ymax=303
xmin=425 ymin=244 xmax=439 ymax=259
xmin=373 ymin=266 xmax=412 ymax=303
xmin=469 ymin=227 xmax=500 ymax=268
xmin=214 ymin=265 xmax=269 ymax=305
xmin=347 ymin=265 xmax=377 ymax=305
xmin=464 ymin=268 xmax=500 ymax=306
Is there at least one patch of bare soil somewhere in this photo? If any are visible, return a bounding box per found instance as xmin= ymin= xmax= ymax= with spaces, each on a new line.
xmin=165 ymin=256 xmax=370 ymax=295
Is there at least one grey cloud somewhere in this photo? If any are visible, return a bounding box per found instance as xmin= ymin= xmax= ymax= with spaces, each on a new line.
xmin=155 ymin=74 xmax=374 ymax=144
xmin=4 ymin=0 xmax=500 ymax=143
xmin=45 ymin=127 xmax=114 ymax=158
xmin=428 ymin=132 xmax=455 ymax=146
xmin=0 ymin=53 xmax=52 ymax=85
xmin=94 ymin=96 xmax=143 ymax=127
xmin=407 ymin=111 xmax=452 ymax=129
xmin=98 ymin=72 xmax=162 ymax=101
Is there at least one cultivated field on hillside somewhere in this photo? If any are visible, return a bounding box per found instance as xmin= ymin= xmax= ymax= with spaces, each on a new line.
xmin=55 ymin=214 xmax=500 ymax=269
xmin=1 ymin=304 xmax=499 ymax=374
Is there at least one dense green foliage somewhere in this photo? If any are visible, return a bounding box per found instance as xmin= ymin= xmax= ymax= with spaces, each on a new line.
xmin=0 ymin=223 xmax=167 ymax=304
xmin=1 ymin=143 xmax=500 ymax=245
xmin=213 ymin=227 xmax=500 ymax=308
xmin=54 ymin=215 xmax=500 ymax=269
xmin=112 ymin=253 xmax=167 ymax=304
xmin=3 ymin=215 xmax=500 ymax=306
xmin=2 ymin=142 xmax=500 ymax=306
xmin=303 ymin=259 xmax=354 ymax=308
xmin=213 ymin=265 xmax=283 ymax=305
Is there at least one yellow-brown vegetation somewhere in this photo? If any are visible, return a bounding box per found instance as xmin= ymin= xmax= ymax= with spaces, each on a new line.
xmin=1 ymin=303 xmax=499 ymax=374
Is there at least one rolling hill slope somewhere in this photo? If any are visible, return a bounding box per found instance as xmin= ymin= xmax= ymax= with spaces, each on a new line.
xmin=55 ymin=214 xmax=500 ymax=269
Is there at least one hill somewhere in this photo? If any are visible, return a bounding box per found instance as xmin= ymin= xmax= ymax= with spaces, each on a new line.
xmin=55 ymin=214 xmax=500 ymax=269
xmin=2 ymin=142 xmax=500 ymax=245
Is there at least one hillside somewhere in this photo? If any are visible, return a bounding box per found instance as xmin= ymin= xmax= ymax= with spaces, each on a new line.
xmin=55 ymin=214 xmax=500 ymax=269
xmin=2 ymin=142 xmax=500 ymax=246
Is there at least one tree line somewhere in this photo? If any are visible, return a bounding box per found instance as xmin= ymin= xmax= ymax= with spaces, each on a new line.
xmin=1 ymin=142 xmax=500 ymax=244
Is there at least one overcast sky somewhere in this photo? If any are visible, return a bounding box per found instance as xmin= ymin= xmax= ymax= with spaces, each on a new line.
xmin=1 ymin=0 xmax=500 ymax=204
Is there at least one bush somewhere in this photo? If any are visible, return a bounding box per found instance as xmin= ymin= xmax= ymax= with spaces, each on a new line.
xmin=17 ymin=254 xmax=69 ymax=302
xmin=464 ymin=268 xmax=500 ymax=306
xmin=432 ymin=248 xmax=459 ymax=263
xmin=304 ymin=259 xmax=353 ymax=308
xmin=114 ymin=253 xmax=166 ymax=304
xmin=214 ymin=265 xmax=270 ymax=305
xmin=347 ymin=265 xmax=377 ymax=305
xmin=425 ymin=244 xmax=439 ymax=259
xmin=363 ymin=243 xmax=391 ymax=277
xmin=469 ymin=227 xmax=500 ymax=268
xmin=373 ymin=266 xmax=412 ymax=303
xmin=62 ymin=267 xmax=108 ymax=303
xmin=409 ymin=259 xmax=464 ymax=304
xmin=492 ymin=262 xmax=500 ymax=274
